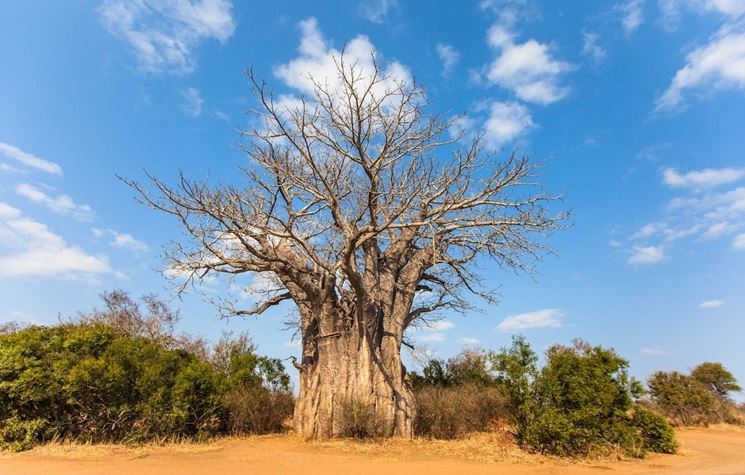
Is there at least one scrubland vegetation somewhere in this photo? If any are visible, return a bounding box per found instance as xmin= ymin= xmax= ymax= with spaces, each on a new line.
xmin=0 ymin=291 xmax=293 ymax=452
xmin=1 ymin=292 xmax=742 ymax=458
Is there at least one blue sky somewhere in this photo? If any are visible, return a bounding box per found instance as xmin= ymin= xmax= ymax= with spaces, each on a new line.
xmin=1 ymin=0 xmax=744 ymax=395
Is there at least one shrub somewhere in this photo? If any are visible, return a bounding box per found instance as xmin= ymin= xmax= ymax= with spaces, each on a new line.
xmin=647 ymin=371 xmax=733 ymax=426
xmin=489 ymin=335 xmax=538 ymax=437
xmin=414 ymin=383 xmax=509 ymax=439
xmin=0 ymin=308 xmax=293 ymax=450
xmin=490 ymin=337 xmax=675 ymax=458
xmin=224 ymin=386 xmax=294 ymax=435
xmin=0 ymin=418 xmax=51 ymax=452
xmin=0 ymin=324 xmax=226 ymax=445
xmin=632 ymin=408 xmax=678 ymax=454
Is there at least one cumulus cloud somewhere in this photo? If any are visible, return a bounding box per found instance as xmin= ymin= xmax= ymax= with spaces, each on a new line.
xmin=618 ymin=0 xmax=645 ymax=34
xmin=98 ymin=0 xmax=236 ymax=74
xmin=655 ymin=25 xmax=745 ymax=113
xmin=663 ymin=167 xmax=745 ymax=189
xmin=483 ymin=23 xmax=571 ymax=105
xmin=0 ymin=142 xmax=62 ymax=175
xmin=496 ymin=308 xmax=564 ymax=332
xmin=274 ymin=17 xmax=411 ymax=98
xmin=15 ymin=184 xmax=94 ymax=222
xmin=181 ymin=87 xmax=204 ymax=117
xmin=582 ymin=32 xmax=607 ymax=64
xmin=436 ymin=43 xmax=460 ymax=76
xmin=0 ymin=202 xmax=110 ymax=277
xmin=628 ymin=245 xmax=666 ymax=264
xmin=698 ymin=299 xmax=725 ymax=308
xmin=484 ymin=101 xmax=535 ymax=148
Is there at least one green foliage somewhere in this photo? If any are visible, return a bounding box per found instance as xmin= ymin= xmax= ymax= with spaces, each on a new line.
xmin=410 ymin=349 xmax=496 ymax=389
xmin=691 ymin=362 xmax=742 ymax=397
xmin=489 ymin=335 xmax=538 ymax=435
xmin=488 ymin=337 xmax=675 ymax=458
xmin=0 ymin=320 xmax=293 ymax=451
xmin=647 ymin=363 xmax=741 ymax=426
xmin=632 ymin=408 xmax=678 ymax=454
xmin=519 ymin=341 xmax=642 ymax=456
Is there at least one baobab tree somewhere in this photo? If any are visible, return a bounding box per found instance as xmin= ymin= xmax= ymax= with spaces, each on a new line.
xmin=126 ymin=52 xmax=566 ymax=438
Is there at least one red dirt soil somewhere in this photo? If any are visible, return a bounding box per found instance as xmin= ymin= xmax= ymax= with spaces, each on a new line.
xmin=2 ymin=426 xmax=744 ymax=474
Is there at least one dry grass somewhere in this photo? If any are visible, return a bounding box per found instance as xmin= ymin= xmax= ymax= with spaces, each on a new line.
xmin=0 ymin=436 xmax=244 ymax=459
xmin=306 ymin=431 xmax=630 ymax=467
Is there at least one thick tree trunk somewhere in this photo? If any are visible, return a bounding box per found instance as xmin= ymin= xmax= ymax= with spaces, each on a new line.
xmin=293 ymin=326 xmax=415 ymax=438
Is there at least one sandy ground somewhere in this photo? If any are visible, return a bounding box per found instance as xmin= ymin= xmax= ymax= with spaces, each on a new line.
xmin=2 ymin=426 xmax=745 ymax=475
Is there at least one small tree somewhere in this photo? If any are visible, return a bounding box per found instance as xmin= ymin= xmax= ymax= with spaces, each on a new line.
xmin=648 ymin=362 xmax=741 ymax=426
xmin=691 ymin=362 xmax=741 ymax=398
xmin=126 ymin=52 xmax=565 ymax=438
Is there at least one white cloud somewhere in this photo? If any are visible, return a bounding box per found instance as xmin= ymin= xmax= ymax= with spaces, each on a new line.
xmin=622 ymin=168 xmax=745 ymax=261
xmin=662 ymin=167 xmax=745 ymax=189
xmin=484 ymin=101 xmax=534 ymax=147
xmin=181 ymin=87 xmax=204 ymax=117
xmin=0 ymin=142 xmax=62 ymax=175
xmin=734 ymin=232 xmax=745 ymax=249
xmin=582 ymin=32 xmax=607 ymax=64
xmin=655 ymin=26 xmax=745 ymax=113
xmin=0 ymin=203 xmax=21 ymax=219
xmin=274 ymin=17 xmax=412 ymax=99
xmin=15 ymin=183 xmax=94 ymax=221
xmin=93 ymin=228 xmax=149 ymax=253
xmin=484 ymin=24 xmax=571 ymax=104
xmin=703 ymin=221 xmax=737 ymax=237
xmin=618 ymin=0 xmax=645 ymax=34
xmin=436 ymin=43 xmax=460 ymax=76
xmin=359 ymin=0 xmax=398 ymax=23
xmin=698 ymin=299 xmax=725 ymax=308
xmin=496 ymin=308 xmax=564 ymax=332
xmin=0 ymin=202 xmax=110 ymax=277
xmin=479 ymin=0 xmax=529 ymax=25
xmin=98 ymin=0 xmax=236 ymax=74
xmin=631 ymin=221 xmax=668 ymax=239
xmin=660 ymin=0 xmax=745 ymax=30
xmin=628 ymin=245 xmax=666 ymax=264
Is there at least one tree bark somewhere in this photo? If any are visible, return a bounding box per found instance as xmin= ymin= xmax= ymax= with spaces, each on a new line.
xmin=293 ymin=313 xmax=415 ymax=438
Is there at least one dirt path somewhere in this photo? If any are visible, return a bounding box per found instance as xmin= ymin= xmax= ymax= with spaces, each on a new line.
xmin=2 ymin=427 xmax=745 ymax=475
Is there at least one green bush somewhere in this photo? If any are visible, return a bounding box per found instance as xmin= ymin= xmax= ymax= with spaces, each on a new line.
xmin=647 ymin=363 xmax=742 ymax=426
xmin=632 ymin=408 xmax=678 ymax=454
xmin=490 ymin=337 xmax=675 ymax=458
xmin=0 ymin=317 xmax=293 ymax=451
